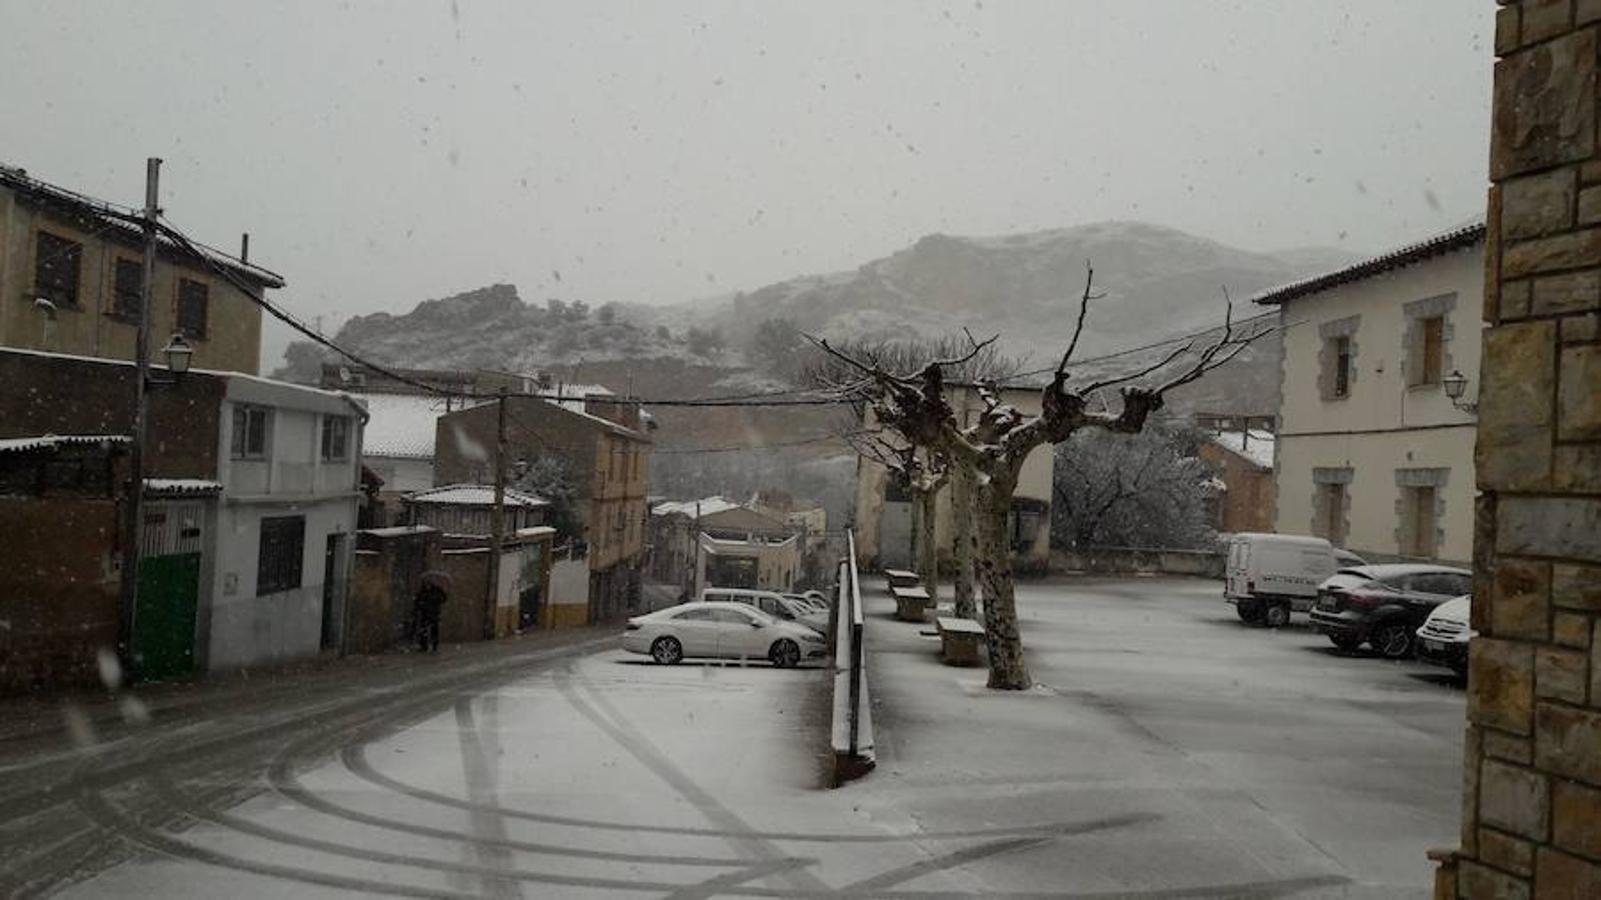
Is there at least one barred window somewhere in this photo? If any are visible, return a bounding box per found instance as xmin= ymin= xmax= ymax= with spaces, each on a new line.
xmin=257 ymin=516 xmax=305 ymax=595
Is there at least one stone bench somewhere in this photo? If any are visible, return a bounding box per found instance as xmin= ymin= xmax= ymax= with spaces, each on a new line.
xmin=891 ymin=585 xmax=932 ymax=622
xmin=936 ymin=616 xmax=984 ymax=666
xmin=884 ymin=569 xmax=921 ymax=590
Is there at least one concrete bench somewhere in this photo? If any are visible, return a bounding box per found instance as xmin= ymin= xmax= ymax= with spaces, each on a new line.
xmin=936 ymin=616 xmax=984 ymax=666
xmin=892 ymin=585 xmax=932 ymax=622
xmin=884 ymin=569 xmax=921 ymax=590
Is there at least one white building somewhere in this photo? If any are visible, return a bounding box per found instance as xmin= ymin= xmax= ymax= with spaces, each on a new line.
xmin=1253 ymin=221 xmax=1485 ymax=565
xmin=208 ymin=374 xmax=368 ymax=669
xmin=0 ymin=347 xmax=366 ymax=678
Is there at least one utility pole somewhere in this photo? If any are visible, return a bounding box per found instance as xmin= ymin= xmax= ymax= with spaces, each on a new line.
xmin=484 ymin=388 xmax=508 ymax=640
xmin=118 ymin=157 xmax=161 ymax=671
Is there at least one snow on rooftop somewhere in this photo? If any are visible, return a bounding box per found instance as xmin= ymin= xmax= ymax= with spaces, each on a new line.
xmin=1208 ymin=430 xmax=1276 ymax=470
xmin=0 ymin=434 xmax=129 ymax=454
xmin=143 ymin=478 xmax=223 ymax=495
xmin=405 ymin=484 xmax=548 ymax=507
xmin=353 ymin=393 xmax=484 ymax=459
xmin=652 ymin=496 xmax=743 ymax=518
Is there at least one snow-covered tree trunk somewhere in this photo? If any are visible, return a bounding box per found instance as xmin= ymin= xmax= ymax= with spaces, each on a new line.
xmin=950 ymin=462 xmax=977 ymax=619
xmin=974 ymin=467 xmax=1028 ymax=689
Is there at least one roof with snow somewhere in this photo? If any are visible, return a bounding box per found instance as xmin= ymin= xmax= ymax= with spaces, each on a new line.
xmin=0 ymin=434 xmax=129 ymax=454
xmin=353 ymin=392 xmax=484 ymax=459
xmin=652 ymin=496 xmax=743 ymax=518
xmin=404 ymin=484 xmax=549 ymax=508
xmin=1251 ymin=220 xmax=1485 ymax=307
xmin=144 ymin=478 xmax=223 ymax=496
xmin=1207 ymin=430 xmax=1276 ymax=470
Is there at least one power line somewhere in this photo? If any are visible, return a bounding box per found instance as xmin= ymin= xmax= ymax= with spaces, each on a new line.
xmin=652 ymin=434 xmax=850 ymax=454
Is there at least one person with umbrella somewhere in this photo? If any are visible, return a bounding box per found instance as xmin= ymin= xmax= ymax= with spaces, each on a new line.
xmin=414 ymin=571 xmax=450 ymax=653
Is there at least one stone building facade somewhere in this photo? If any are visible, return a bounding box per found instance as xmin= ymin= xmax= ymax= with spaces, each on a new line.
xmin=1442 ymin=3 xmax=1601 ymax=897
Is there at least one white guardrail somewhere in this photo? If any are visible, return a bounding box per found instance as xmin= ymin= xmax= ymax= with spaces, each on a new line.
xmin=829 ymin=530 xmax=874 ymax=785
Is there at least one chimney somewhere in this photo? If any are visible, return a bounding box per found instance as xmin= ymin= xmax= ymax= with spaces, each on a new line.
xmin=240 ymin=233 xmax=250 ymax=263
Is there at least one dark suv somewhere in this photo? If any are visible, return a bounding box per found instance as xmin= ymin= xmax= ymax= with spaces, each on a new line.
xmin=1309 ymin=564 xmax=1473 ymax=659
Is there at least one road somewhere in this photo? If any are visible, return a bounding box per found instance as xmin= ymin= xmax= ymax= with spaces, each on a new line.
xmin=860 ymin=575 xmax=1467 ymax=899
xmin=0 ymin=576 xmax=1466 ymax=898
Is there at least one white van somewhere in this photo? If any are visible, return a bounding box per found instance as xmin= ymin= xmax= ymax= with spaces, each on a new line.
xmin=1223 ymin=533 xmax=1365 ymax=627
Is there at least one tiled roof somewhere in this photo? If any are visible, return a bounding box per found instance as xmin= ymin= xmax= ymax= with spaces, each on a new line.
xmin=651 ymin=496 xmax=742 ymax=518
xmin=144 ymin=478 xmax=223 ymax=496
xmin=404 ymin=484 xmax=549 ymax=508
xmin=0 ymin=434 xmax=129 ymax=454
xmin=353 ymin=392 xmax=484 ymax=459
xmin=1251 ymin=220 xmax=1486 ymax=306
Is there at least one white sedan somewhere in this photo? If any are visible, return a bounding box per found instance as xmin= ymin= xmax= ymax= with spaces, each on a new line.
xmin=622 ymin=601 xmax=829 ymax=667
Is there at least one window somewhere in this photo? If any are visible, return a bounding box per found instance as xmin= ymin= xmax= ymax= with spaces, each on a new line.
xmin=177 ymin=278 xmax=209 ymax=338
xmin=1403 ymin=485 xmax=1438 ymax=558
xmin=320 ymin=415 xmax=350 ymax=461
xmin=706 ymin=607 xmax=752 ymax=625
xmin=34 ymin=231 xmax=82 ymax=307
xmin=1332 ymin=336 xmax=1351 ymax=398
xmin=673 ymin=607 xmax=714 ymax=621
xmin=1318 ymin=482 xmax=1347 ymax=545
xmin=232 ymin=405 xmax=270 ymax=459
xmin=1418 ymin=317 xmax=1444 ymax=386
xmin=112 ymin=258 xmax=142 ymax=318
xmin=257 ymin=516 xmax=305 ymax=595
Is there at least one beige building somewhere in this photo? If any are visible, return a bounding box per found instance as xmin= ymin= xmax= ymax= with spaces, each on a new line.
xmin=854 ymin=383 xmax=1053 ymax=573
xmin=1 ymin=166 xmax=282 ymax=375
xmin=435 ymin=393 xmax=652 ymax=622
xmin=649 ymin=497 xmax=801 ymax=596
xmin=1255 ymin=223 xmax=1485 ymax=566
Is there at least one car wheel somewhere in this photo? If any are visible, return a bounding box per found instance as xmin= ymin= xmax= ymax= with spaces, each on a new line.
xmin=1263 ymin=603 xmax=1291 ymax=629
xmin=1236 ymin=601 xmax=1266 ymax=626
xmin=769 ymin=639 xmax=801 ymax=669
xmin=1329 ymin=633 xmax=1363 ymax=653
xmin=1370 ymin=623 xmax=1413 ymax=660
xmin=651 ymin=636 xmax=683 ymax=665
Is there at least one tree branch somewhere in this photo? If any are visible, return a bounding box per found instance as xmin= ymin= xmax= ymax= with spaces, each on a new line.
xmin=1056 ymin=260 xmax=1105 ymax=376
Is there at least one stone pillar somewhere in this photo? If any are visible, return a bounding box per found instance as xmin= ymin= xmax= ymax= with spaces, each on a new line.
xmin=1448 ymin=3 xmax=1601 ymax=897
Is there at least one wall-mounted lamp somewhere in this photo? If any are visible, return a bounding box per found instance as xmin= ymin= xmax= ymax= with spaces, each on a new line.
xmin=1442 ymin=368 xmax=1477 ymax=414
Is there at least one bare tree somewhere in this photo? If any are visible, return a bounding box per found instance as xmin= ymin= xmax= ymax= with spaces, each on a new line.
xmin=804 ymin=333 xmax=1021 ymax=616
xmin=843 ymin=429 xmax=950 ymax=601
xmin=812 ymin=265 xmax=1268 ymax=690
xmin=1052 ymin=425 xmax=1218 ymax=551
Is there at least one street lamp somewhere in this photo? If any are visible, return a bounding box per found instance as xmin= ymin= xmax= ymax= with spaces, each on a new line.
xmin=161 ymin=332 xmax=193 ymax=376
xmin=1442 ymin=369 xmax=1477 ymax=414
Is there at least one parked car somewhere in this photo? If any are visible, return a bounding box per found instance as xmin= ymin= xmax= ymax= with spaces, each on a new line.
xmin=1308 ymin=564 xmax=1473 ymax=658
xmin=1223 ymin=532 xmax=1367 ymax=627
xmin=785 ymin=591 xmax=830 ymax=614
xmin=702 ymin=587 xmax=829 ymax=634
xmin=622 ymin=601 xmax=827 ymax=667
xmin=1415 ymin=595 xmax=1473 ymax=676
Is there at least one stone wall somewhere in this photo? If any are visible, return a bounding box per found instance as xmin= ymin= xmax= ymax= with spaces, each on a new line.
xmin=1447 ymin=4 xmax=1601 ymax=897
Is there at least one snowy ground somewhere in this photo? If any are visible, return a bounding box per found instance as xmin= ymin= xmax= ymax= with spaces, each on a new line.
xmin=0 ymin=576 xmax=1464 ymax=898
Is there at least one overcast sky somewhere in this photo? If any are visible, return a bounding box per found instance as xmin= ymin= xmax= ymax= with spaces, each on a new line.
xmin=3 ymin=1 xmax=1492 ymax=367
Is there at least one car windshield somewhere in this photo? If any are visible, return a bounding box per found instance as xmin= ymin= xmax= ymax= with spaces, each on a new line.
xmin=7 ymin=5 xmax=1543 ymax=897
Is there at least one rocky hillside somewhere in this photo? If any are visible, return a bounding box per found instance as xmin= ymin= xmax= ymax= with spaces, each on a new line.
xmin=669 ymin=221 xmax=1359 ymax=365
xmin=273 ymin=223 xmax=1360 ymax=449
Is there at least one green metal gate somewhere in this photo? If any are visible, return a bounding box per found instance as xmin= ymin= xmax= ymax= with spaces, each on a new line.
xmin=132 ymin=497 xmax=207 ymax=682
xmin=133 ymin=552 xmax=200 ymax=681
